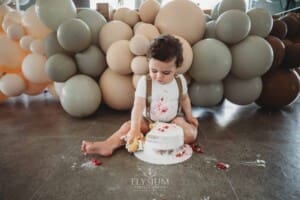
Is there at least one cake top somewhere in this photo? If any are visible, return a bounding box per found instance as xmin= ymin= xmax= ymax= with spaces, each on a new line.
xmin=147 ymin=122 xmax=183 ymax=138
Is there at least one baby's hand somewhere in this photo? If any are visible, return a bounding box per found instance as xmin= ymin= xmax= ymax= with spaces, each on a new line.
xmin=125 ymin=130 xmax=144 ymax=153
xmin=187 ymin=116 xmax=199 ymax=128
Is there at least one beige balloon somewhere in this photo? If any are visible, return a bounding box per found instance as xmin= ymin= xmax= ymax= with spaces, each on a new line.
xmin=2 ymin=10 xmax=22 ymax=33
xmin=57 ymin=18 xmax=92 ymax=52
xmin=21 ymin=53 xmax=51 ymax=84
xmin=155 ymin=0 xmax=206 ymax=44
xmin=19 ymin=35 xmax=34 ymax=52
xmin=129 ymin=34 xmax=150 ymax=56
xmin=134 ymin=22 xmax=160 ymax=41
xmin=175 ymin=35 xmax=193 ymax=74
xmin=106 ymin=40 xmax=134 ymax=75
xmin=99 ymin=68 xmax=135 ymax=110
xmin=0 ymin=73 xmax=26 ymax=96
xmin=113 ymin=7 xmax=131 ymax=21
xmin=124 ymin=10 xmax=140 ymax=27
xmin=75 ymin=45 xmax=106 ymax=78
xmin=131 ymin=56 xmax=149 ymax=75
xmin=139 ymin=0 xmax=160 ymax=24
xmin=99 ymin=20 xmax=133 ymax=53
xmin=30 ymin=39 xmax=45 ymax=55
xmin=77 ymin=9 xmax=107 ymax=45
xmin=0 ymin=5 xmax=11 ymax=30
xmin=35 ymin=0 xmax=77 ymax=31
xmin=216 ymin=10 xmax=250 ymax=44
xmin=22 ymin=5 xmax=51 ymax=39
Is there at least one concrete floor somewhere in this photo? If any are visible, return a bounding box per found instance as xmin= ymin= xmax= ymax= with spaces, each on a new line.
xmin=0 ymin=93 xmax=299 ymax=200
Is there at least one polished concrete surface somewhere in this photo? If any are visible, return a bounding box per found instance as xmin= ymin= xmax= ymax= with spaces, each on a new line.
xmin=0 ymin=93 xmax=299 ymax=200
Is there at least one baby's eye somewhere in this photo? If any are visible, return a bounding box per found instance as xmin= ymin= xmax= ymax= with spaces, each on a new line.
xmin=152 ymin=69 xmax=158 ymax=73
xmin=163 ymin=71 xmax=171 ymax=75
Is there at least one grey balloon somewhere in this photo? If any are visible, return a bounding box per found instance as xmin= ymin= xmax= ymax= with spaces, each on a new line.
xmin=45 ymin=54 xmax=77 ymax=82
xmin=75 ymin=45 xmax=106 ymax=78
xmin=44 ymin=32 xmax=72 ymax=57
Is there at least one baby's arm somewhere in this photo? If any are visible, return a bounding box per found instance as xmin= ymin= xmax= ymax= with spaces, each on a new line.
xmin=181 ymin=94 xmax=198 ymax=127
xmin=127 ymin=96 xmax=146 ymax=143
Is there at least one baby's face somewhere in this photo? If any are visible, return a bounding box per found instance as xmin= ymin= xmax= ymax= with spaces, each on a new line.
xmin=149 ymin=58 xmax=177 ymax=84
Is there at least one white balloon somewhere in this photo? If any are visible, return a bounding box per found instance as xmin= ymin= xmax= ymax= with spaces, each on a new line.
xmin=0 ymin=73 xmax=25 ymax=96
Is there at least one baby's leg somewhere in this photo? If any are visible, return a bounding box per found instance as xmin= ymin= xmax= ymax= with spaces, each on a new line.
xmin=172 ymin=117 xmax=198 ymax=144
xmin=81 ymin=121 xmax=132 ymax=156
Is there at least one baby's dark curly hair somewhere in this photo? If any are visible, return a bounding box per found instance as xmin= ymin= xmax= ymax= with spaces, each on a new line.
xmin=147 ymin=34 xmax=183 ymax=67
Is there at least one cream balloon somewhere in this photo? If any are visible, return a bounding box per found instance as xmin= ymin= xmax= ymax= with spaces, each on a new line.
xmin=134 ymin=22 xmax=160 ymax=41
xmin=124 ymin=10 xmax=140 ymax=27
xmin=175 ymin=35 xmax=193 ymax=74
xmin=30 ymin=39 xmax=45 ymax=55
xmin=21 ymin=53 xmax=51 ymax=84
xmin=22 ymin=5 xmax=51 ymax=39
xmin=35 ymin=0 xmax=77 ymax=31
xmin=99 ymin=20 xmax=133 ymax=53
xmin=218 ymin=0 xmax=247 ymax=16
xmin=77 ymin=9 xmax=107 ymax=45
xmin=0 ymin=73 xmax=25 ymax=96
xmin=155 ymin=0 xmax=206 ymax=44
xmin=19 ymin=35 xmax=34 ymax=52
xmin=60 ymin=74 xmax=101 ymax=117
xmin=106 ymin=40 xmax=133 ymax=75
xmin=139 ymin=0 xmax=160 ymax=24
xmin=57 ymin=18 xmax=92 ymax=52
xmin=247 ymin=8 xmax=273 ymax=38
xmin=99 ymin=68 xmax=135 ymax=110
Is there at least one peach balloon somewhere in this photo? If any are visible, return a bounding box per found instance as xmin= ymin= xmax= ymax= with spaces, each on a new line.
xmin=134 ymin=22 xmax=160 ymax=41
xmin=22 ymin=5 xmax=51 ymax=39
xmin=106 ymin=40 xmax=134 ymax=75
xmin=155 ymin=0 xmax=206 ymax=44
xmin=24 ymin=80 xmax=47 ymax=96
xmin=175 ymin=35 xmax=193 ymax=74
xmin=124 ymin=10 xmax=140 ymax=27
xmin=0 ymin=73 xmax=26 ymax=96
xmin=0 ymin=35 xmax=26 ymax=71
xmin=2 ymin=10 xmax=22 ymax=32
xmin=21 ymin=53 xmax=51 ymax=84
xmin=131 ymin=56 xmax=149 ymax=75
xmin=0 ymin=5 xmax=11 ymax=32
xmin=139 ymin=0 xmax=160 ymax=24
xmin=129 ymin=34 xmax=150 ymax=56
xmin=113 ymin=7 xmax=131 ymax=21
xmin=99 ymin=20 xmax=133 ymax=53
xmin=99 ymin=68 xmax=135 ymax=110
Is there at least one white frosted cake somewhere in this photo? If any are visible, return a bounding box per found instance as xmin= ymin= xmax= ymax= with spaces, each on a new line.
xmin=134 ymin=122 xmax=193 ymax=165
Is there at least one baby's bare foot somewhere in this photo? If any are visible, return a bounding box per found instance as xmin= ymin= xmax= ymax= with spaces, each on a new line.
xmin=81 ymin=140 xmax=114 ymax=157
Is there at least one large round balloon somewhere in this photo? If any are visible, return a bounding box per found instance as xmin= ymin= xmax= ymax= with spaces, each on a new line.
xmin=44 ymin=31 xmax=72 ymax=57
xmin=99 ymin=68 xmax=135 ymax=110
xmin=60 ymin=74 xmax=101 ymax=117
xmin=35 ymin=0 xmax=76 ymax=31
xmin=247 ymin=8 xmax=273 ymax=38
xmin=230 ymin=36 xmax=273 ymax=79
xmin=155 ymin=0 xmax=205 ymax=44
xmin=57 ymin=18 xmax=91 ymax=52
xmin=189 ymin=38 xmax=231 ymax=82
xmin=224 ymin=74 xmax=262 ymax=105
xmin=218 ymin=0 xmax=246 ymax=16
xmin=189 ymin=81 xmax=224 ymax=107
xmin=255 ymin=69 xmax=300 ymax=109
xmin=139 ymin=0 xmax=160 ymax=24
xmin=0 ymin=73 xmax=25 ymax=96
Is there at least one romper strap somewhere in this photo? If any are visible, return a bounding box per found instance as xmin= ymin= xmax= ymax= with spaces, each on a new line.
xmin=175 ymin=74 xmax=183 ymax=114
xmin=145 ymin=75 xmax=152 ymax=121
